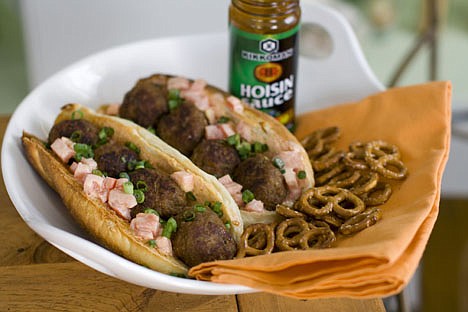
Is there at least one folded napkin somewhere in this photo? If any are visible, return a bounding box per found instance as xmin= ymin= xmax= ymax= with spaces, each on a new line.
xmin=189 ymin=81 xmax=452 ymax=299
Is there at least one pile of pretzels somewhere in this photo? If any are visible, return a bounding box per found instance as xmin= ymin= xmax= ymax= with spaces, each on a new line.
xmin=236 ymin=127 xmax=408 ymax=258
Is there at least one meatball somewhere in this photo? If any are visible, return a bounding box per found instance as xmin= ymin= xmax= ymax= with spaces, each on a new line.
xmin=232 ymin=154 xmax=287 ymax=210
xmin=119 ymin=74 xmax=169 ymax=128
xmin=156 ymin=102 xmax=207 ymax=156
xmin=48 ymin=119 xmax=99 ymax=145
xmin=129 ymin=168 xmax=187 ymax=219
xmin=172 ymin=208 xmax=237 ymax=267
xmin=94 ymin=142 xmax=139 ymax=178
xmin=190 ymin=140 xmax=240 ymax=178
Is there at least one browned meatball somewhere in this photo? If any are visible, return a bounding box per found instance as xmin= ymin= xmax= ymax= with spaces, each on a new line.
xmin=172 ymin=208 xmax=237 ymax=267
xmin=48 ymin=119 xmax=99 ymax=145
xmin=129 ymin=168 xmax=187 ymax=219
xmin=156 ymin=102 xmax=207 ymax=156
xmin=119 ymin=74 xmax=169 ymax=128
xmin=190 ymin=140 xmax=240 ymax=178
xmin=232 ymin=154 xmax=287 ymax=210
xmin=94 ymin=142 xmax=139 ymax=178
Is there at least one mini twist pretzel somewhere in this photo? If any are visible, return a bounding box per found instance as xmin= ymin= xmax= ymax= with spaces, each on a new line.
xmin=299 ymin=227 xmax=336 ymax=249
xmin=343 ymin=150 xmax=369 ymax=170
xmin=312 ymin=148 xmax=345 ymax=172
xmin=302 ymin=135 xmax=326 ymax=158
xmin=301 ymin=126 xmax=340 ymax=158
xmin=368 ymin=155 xmax=408 ymax=180
xmin=349 ymin=171 xmax=379 ymax=195
xmin=316 ymin=212 xmax=343 ymax=229
xmin=366 ymin=140 xmax=401 ymax=159
xmin=328 ymin=169 xmax=362 ymax=189
xmin=297 ymin=188 xmax=333 ymax=217
xmin=275 ymin=218 xmax=310 ymax=251
xmin=360 ymin=181 xmax=392 ymax=206
xmin=315 ymin=163 xmax=346 ymax=186
xmin=236 ymin=223 xmax=275 ymax=258
xmin=309 ymin=220 xmax=331 ymax=230
xmin=315 ymin=186 xmax=365 ymax=218
xmin=276 ymin=204 xmax=307 ymax=219
xmin=339 ymin=207 xmax=382 ymax=235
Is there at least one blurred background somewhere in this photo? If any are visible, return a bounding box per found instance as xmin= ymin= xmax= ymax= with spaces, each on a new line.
xmin=0 ymin=0 xmax=467 ymax=311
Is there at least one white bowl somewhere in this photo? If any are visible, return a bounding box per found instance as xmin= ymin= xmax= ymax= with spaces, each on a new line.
xmin=1 ymin=3 xmax=381 ymax=294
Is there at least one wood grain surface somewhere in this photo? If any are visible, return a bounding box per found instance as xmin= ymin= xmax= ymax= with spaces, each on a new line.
xmin=0 ymin=115 xmax=386 ymax=311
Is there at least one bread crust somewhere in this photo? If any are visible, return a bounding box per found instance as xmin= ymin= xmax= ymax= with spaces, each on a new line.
xmin=22 ymin=103 xmax=245 ymax=274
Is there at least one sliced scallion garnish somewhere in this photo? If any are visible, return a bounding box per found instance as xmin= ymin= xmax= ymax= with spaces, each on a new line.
xmin=71 ymin=110 xmax=84 ymax=120
xmin=242 ymin=190 xmax=255 ymax=204
xmin=186 ymin=191 xmax=197 ymax=201
xmin=297 ymin=170 xmax=307 ymax=179
xmin=123 ymin=181 xmax=134 ymax=194
xmin=134 ymin=189 xmax=145 ymax=203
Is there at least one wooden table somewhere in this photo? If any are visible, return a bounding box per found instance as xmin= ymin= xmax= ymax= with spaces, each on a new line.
xmin=0 ymin=115 xmax=386 ymax=311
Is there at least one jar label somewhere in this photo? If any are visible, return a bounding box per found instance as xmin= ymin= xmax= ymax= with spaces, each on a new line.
xmin=229 ymin=24 xmax=300 ymax=131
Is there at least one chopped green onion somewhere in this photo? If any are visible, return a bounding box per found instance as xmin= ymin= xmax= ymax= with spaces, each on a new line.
xmin=71 ymin=110 xmax=83 ymax=120
xmin=168 ymin=88 xmax=180 ymax=100
xmin=147 ymin=239 xmax=156 ymax=248
xmin=147 ymin=126 xmax=156 ymax=134
xmin=70 ymin=131 xmax=82 ymax=142
xmin=226 ymin=134 xmax=241 ymax=146
xmin=297 ymin=170 xmax=307 ymax=179
xmin=253 ymin=141 xmax=268 ymax=153
xmin=225 ymin=221 xmax=231 ymax=230
xmin=168 ymin=99 xmax=180 ymax=111
xmin=194 ymin=204 xmax=206 ymax=212
xmin=134 ymin=160 xmax=147 ymax=170
xmin=92 ymin=169 xmax=104 ymax=177
xmin=119 ymin=172 xmax=130 ymax=180
xmin=236 ymin=142 xmax=251 ymax=160
xmin=183 ymin=210 xmax=196 ymax=221
xmin=98 ymin=127 xmax=114 ymax=141
xmin=217 ymin=116 xmax=230 ymax=124
xmin=280 ymin=169 xmax=286 ymax=174
xmin=73 ymin=143 xmax=94 ymax=161
xmin=272 ymin=157 xmax=285 ymax=170
xmin=125 ymin=142 xmax=140 ymax=154
xmin=136 ymin=180 xmax=148 ymax=192
xmin=134 ymin=189 xmax=145 ymax=203
xmin=211 ymin=201 xmax=223 ymax=217
xmin=144 ymin=208 xmax=159 ymax=216
xmin=162 ymin=217 xmax=177 ymax=238
xmin=123 ymin=181 xmax=134 ymax=194
xmin=211 ymin=201 xmax=222 ymax=211
xmin=242 ymin=190 xmax=255 ymax=204
xmin=185 ymin=191 xmax=197 ymax=201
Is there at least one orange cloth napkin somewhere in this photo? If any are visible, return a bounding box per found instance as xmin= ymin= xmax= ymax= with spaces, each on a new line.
xmin=189 ymin=81 xmax=452 ymax=299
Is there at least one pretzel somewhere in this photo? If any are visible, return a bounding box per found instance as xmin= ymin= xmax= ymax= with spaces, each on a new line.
xmin=328 ymin=168 xmax=361 ymax=189
xmin=236 ymin=223 xmax=275 ymax=258
xmin=360 ymin=181 xmax=392 ymax=206
xmin=297 ymin=188 xmax=333 ymax=217
xmin=315 ymin=186 xmax=365 ymax=218
xmin=275 ymin=218 xmax=310 ymax=251
xmin=349 ymin=171 xmax=379 ymax=195
xmin=315 ymin=163 xmax=346 ymax=186
xmin=276 ymin=204 xmax=307 ymax=219
xmin=301 ymin=126 xmax=340 ymax=158
xmin=316 ymin=212 xmax=343 ymax=229
xmin=299 ymin=227 xmax=336 ymax=249
xmin=339 ymin=208 xmax=382 ymax=235
xmin=312 ymin=148 xmax=345 ymax=172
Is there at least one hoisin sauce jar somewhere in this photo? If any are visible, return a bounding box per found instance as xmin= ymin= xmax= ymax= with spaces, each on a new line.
xmin=229 ymin=0 xmax=301 ymax=131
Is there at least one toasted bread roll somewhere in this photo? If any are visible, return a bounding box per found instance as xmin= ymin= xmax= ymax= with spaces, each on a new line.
xmin=22 ymin=103 xmax=244 ymax=275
